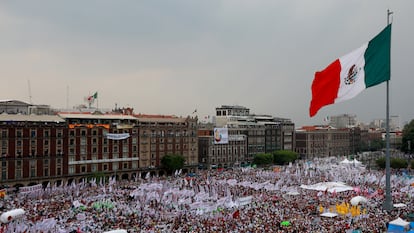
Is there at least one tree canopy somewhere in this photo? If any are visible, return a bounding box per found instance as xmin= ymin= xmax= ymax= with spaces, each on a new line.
xmin=368 ymin=139 xmax=385 ymax=151
xmin=253 ymin=153 xmax=273 ymax=166
xmin=161 ymin=154 xmax=185 ymax=173
xmin=376 ymin=157 xmax=408 ymax=169
xmin=273 ymin=150 xmax=298 ymax=165
xmin=401 ymin=119 xmax=414 ymax=153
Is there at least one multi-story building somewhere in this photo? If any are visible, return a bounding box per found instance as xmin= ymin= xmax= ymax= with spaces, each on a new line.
xmin=252 ymin=115 xmax=295 ymax=152
xmin=0 ymin=108 xmax=198 ymax=188
xmin=295 ymin=125 xmax=351 ymax=159
xmin=369 ymin=115 xmax=401 ymax=131
xmin=367 ymin=129 xmax=384 ymax=145
xmin=0 ymin=100 xmax=31 ymax=114
xmin=349 ymin=127 xmax=362 ymax=155
xmin=390 ymin=115 xmax=401 ymax=131
xmin=215 ymin=107 xmax=295 ymax=155
xmin=215 ymin=105 xmax=250 ymax=117
xmin=0 ymin=99 xmax=52 ymax=115
xmin=134 ymin=114 xmax=198 ymax=172
xmin=198 ymin=125 xmax=247 ymax=169
xmin=226 ymin=120 xmax=266 ymax=162
xmin=57 ymin=111 xmax=140 ymax=183
xmin=370 ymin=119 xmax=385 ymax=130
xmin=329 ymin=114 xmax=357 ymax=128
xmin=198 ymin=105 xmax=295 ymax=168
xmin=0 ymin=114 xmax=67 ymax=187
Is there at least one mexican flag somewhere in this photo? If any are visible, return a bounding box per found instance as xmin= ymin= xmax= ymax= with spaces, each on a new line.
xmin=87 ymin=92 xmax=98 ymax=102
xmin=309 ymin=24 xmax=391 ymax=117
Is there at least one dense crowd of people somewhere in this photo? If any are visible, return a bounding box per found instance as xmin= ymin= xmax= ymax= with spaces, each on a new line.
xmin=0 ymin=157 xmax=413 ymax=232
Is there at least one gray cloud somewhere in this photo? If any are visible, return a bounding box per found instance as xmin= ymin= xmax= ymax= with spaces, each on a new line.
xmin=0 ymin=1 xmax=413 ymax=127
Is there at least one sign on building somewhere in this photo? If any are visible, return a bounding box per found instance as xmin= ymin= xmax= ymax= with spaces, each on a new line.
xmin=106 ymin=133 xmax=130 ymax=140
xmin=213 ymin=128 xmax=228 ymax=144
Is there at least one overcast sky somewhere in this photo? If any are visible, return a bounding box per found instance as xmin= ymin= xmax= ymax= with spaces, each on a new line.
xmin=1 ymin=1 xmax=413 ymax=127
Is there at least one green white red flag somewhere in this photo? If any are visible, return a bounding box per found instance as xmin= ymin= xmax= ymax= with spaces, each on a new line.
xmin=309 ymin=24 xmax=391 ymax=117
xmin=87 ymin=92 xmax=98 ymax=102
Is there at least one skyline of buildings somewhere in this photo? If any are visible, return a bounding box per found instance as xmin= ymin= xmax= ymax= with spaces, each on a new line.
xmin=0 ymin=99 xmax=405 ymax=189
xmin=0 ymin=99 xmax=406 ymax=131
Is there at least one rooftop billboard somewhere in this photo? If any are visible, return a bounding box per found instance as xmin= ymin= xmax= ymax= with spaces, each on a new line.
xmin=213 ymin=128 xmax=228 ymax=144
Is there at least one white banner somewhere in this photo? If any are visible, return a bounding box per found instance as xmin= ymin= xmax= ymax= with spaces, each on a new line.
xmin=237 ymin=195 xmax=253 ymax=206
xmin=229 ymin=134 xmax=245 ymax=141
xmin=20 ymin=184 xmax=42 ymax=194
xmin=106 ymin=133 xmax=130 ymax=140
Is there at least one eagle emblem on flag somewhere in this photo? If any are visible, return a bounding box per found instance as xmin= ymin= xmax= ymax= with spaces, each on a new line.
xmin=344 ymin=64 xmax=360 ymax=85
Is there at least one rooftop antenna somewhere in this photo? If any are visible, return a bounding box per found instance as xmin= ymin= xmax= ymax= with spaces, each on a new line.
xmin=27 ymin=80 xmax=33 ymax=104
xmin=66 ymin=85 xmax=69 ymax=109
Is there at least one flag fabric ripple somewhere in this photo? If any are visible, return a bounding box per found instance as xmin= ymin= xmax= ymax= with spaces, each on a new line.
xmin=309 ymin=24 xmax=391 ymax=117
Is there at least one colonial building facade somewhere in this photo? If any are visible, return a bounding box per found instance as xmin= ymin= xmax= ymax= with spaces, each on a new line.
xmin=0 ymin=110 xmax=198 ymax=188
xmin=295 ymin=126 xmax=351 ymax=159
xmin=134 ymin=114 xmax=198 ymax=171
xmin=0 ymin=114 xmax=67 ymax=187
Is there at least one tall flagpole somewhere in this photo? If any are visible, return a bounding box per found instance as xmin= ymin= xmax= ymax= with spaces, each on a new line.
xmin=383 ymin=9 xmax=393 ymax=211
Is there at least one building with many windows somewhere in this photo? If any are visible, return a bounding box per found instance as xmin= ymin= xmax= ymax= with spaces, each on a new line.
xmin=198 ymin=126 xmax=247 ymax=169
xmin=369 ymin=115 xmax=401 ymax=131
xmin=215 ymin=106 xmax=295 ymax=156
xmin=215 ymin=105 xmax=250 ymax=117
xmin=0 ymin=109 xmax=198 ymax=188
xmin=0 ymin=114 xmax=67 ymax=187
xmin=134 ymin=114 xmax=198 ymax=171
xmin=328 ymin=114 xmax=357 ymax=129
xmin=253 ymin=115 xmax=295 ymax=152
xmin=295 ymin=125 xmax=351 ymax=159
xmin=198 ymin=105 xmax=295 ymax=168
xmin=58 ymin=111 xmax=140 ymax=183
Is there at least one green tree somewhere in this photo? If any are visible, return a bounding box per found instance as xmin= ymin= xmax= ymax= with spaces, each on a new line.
xmin=161 ymin=154 xmax=185 ymax=173
xmin=273 ymin=150 xmax=298 ymax=165
xmin=369 ymin=139 xmax=385 ymax=151
xmin=401 ymin=119 xmax=414 ymax=153
xmin=253 ymin=153 xmax=273 ymax=166
xmin=391 ymin=158 xmax=408 ymax=169
xmin=359 ymin=141 xmax=369 ymax=152
xmin=376 ymin=157 xmax=386 ymax=169
xmin=89 ymin=171 xmax=106 ymax=184
xmin=376 ymin=157 xmax=408 ymax=169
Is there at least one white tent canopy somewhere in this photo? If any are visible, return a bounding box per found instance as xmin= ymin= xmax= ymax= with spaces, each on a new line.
xmin=300 ymin=182 xmax=354 ymax=193
xmin=353 ymin=158 xmax=362 ymax=164
xmin=350 ymin=196 xmax=368 ymax=206
xmin=320 ymin=212 xmax=338 ymax=218
xmin=340 ymin=158 xmax=351 ymax=164
xmin=103 ymin=230 xmax=128 ymax=233
xmin=393 ymin=203 xmax=407 ymax=208
xmin=389 ymin=217 xmax=410 ymax=227
xmin=340 ymin=158 xmax=363 ymax=165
